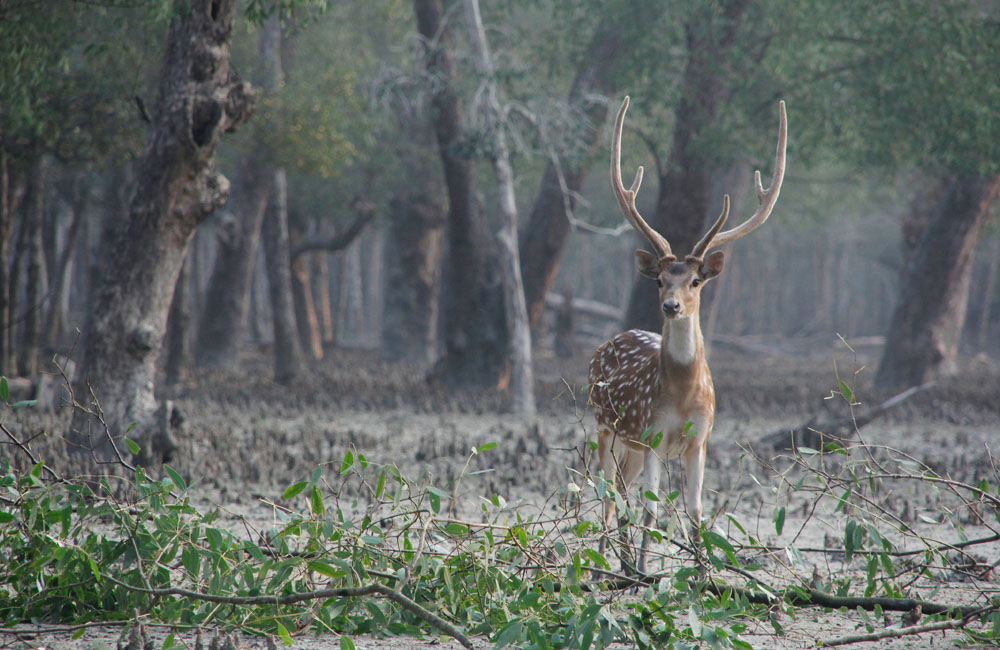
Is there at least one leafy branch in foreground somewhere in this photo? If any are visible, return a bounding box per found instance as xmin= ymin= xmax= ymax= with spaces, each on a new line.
xmin=2 ymin=370 xmax=999 ymax=650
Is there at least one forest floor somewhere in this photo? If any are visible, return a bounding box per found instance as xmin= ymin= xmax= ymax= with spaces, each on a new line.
xmin=4 ymin=335 xmax=1000 ymax=650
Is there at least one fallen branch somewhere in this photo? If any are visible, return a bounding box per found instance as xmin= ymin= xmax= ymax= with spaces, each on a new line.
xmin=756 ymin=381 xmax=935 ymax=451
xmin=820 ymin=615 xmax=975 ymax=646
xmin=103 ymin=576 xmax=473 ymax=649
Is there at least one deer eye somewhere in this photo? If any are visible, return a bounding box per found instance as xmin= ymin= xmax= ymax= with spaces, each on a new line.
xmin=691 ymin=278 xmax=701 ymax=288
xmin=655 ymin=278 xmax=663 ymax=288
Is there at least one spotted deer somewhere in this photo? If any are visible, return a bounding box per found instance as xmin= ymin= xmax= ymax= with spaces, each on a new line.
xmin=588 ymin=96 xmax=787 ymax=572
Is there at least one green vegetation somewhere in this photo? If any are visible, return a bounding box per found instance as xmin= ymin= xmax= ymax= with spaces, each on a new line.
xmin=2 ymin=380 xmax=999 ymax=649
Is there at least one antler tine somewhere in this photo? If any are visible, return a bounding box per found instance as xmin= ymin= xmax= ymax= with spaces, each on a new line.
xmin=689 ymin=194 xmax=730 ymax=260
xmin=705 ymin=100 xmax=787 ymax=250
xmin=612 ymin=96 xmax=673 ymax=259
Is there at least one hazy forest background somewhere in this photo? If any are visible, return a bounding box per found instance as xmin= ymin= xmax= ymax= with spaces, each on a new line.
xmin=1 ymin=0 xmax=999 ymax=450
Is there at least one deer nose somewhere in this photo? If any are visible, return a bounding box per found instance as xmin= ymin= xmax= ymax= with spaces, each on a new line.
xmin=662 ymin=300 xmax=681 ymax=316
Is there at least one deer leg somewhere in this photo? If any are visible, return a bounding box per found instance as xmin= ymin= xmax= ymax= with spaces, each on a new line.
xmin=683 ymin=440 xmax=707 ymax=532
xmin=637 ymin=450 xmax=662 ymax=574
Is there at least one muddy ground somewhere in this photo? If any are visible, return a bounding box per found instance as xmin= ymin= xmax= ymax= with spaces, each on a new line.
xmin=4 ymin=335 xmax=1000 ymax=649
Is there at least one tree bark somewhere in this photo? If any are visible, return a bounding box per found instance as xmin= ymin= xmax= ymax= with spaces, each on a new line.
xmin=624 ymin=0 xmax=752 ymax=331
xmin=194 ymin=13 xmax=283 ymax=370
xmin=164 ymin=253 xmax=192 ymax=385
xmin=261 ymin=168 xmax=306 ymax=384
xmin=519 ymin=18 xmax=621 ymax=331
xmin=463 ymin=0 xmax=535 ymax=415
xmin=381 ymin=190 xmax=445 ymax=363
xmin=45 ymin=174 xmax=85 ymax=351
xmin=18 ymin=157 xmax=47 ymax=377
xmin=68 ymin=0 xmax=254 ymax=463
xmin=194 ymin=157 xmax=271 ymax=369
xmin=414 ymin=0 xmax=506 ymax=389
xmin=875 ymin=174 xmax=1000 ymax=389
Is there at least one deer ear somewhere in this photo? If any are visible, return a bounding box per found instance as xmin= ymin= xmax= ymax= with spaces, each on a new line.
xmin=635 ymin=249 xmax=660 ymax=279
xmin=701 ymin=250 xmax=725 ymax=280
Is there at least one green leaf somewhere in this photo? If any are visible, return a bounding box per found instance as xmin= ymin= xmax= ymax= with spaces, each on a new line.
xmin=125 ymin=438 xmax=141 ymax=455
xmin=339 ymin=637 xmax=355 ymax=650
xmin=10 ymin=400 xmax=36 ymax=409
xmin=309 ymin=561 xmax=341 ymax=578
xmin=311 ymin=486 xmax=325 ymax=515
xmin=283 ymin=481 xmax=308 ymax=499
xmin=445 ymin=522 xmax=469 ymax=536
xmin=276 ymin=622 xmax=293 ymax=646
xmin=840 ymin=381 xmax=855 ymax=403
xmin=476 ymin=441 xmax=498 ymax=453
xmin=375 ymin=471 xmax=386 ymax=499
xmin=703 ymin=530 xmax=740 ymax=566
xmin=773 ymin=507 xmax=786 ymax=536
xmin=0 ymin=512 xmax=15 ymax=523
xmin=340 ymin=449 xmax=355 ymax=475
xmin=0 ymin=376 xmax=9 ymax=403
xmin=163 ymin=465 xmax=186 ymax=492
xmin=426 ymin=486 xmax=449 ymax=514
xmin=163 ymin=633 xmax=175 ymax=650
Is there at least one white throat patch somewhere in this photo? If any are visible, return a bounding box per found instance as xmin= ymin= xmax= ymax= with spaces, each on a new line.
xmin=665 ymin=316 xmax=699 ymax=365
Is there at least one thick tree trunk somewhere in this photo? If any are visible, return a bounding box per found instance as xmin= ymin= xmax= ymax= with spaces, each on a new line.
xmin=381 ymin=190 xmax=445 ymax=363
xmin=68 ymin=0 xmax=254 ymax=463
xmin=464 ymin=0 xmax=535 ymax=415
xmin=519 ymin=18 xmax=621 ymax=331
xmin=164 ymin=254 xmax=192 ymax=385
xmin=261 ymin=168 xmax=305 ymax=384
xmin=624 ymin=1 xmax=751 ymax=331
xmin=875 ymin=174 xmax=1000 ymax=389
xmin=414 ymin=0 xmax=506 ymax=389
xmin=194 ymin=158 xmax=271 ymax=368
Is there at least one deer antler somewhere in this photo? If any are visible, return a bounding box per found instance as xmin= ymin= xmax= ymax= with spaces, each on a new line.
xmin=698 ymin=100 xmax=787 ymax=251
xmin=611 ymin=96 xmax=673 ymax=260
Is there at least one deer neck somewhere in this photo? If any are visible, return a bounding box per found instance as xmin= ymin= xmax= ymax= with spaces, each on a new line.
xmin=660 ymin=312 xmax=704 ymax=368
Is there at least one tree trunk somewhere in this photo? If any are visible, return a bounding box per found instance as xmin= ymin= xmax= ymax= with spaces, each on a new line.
xmin=18 ymin=157 xmax=47 ymax=377
xmin=0 ymin=148 xmax=13 ymax=375
xmin=194 ymin=158 xmax=271 ymax=369
xmin=194 ymin=13 xmax=283 ymax=370
xmin=414 ymin=0 xmax=506 ymax=389
xmin=381 ymin=190 xmax=445 ymax=363
xmin=976 ymin=238 xmax=998 ymax=352
xmin=164 ymin=253 xmax=192 ymax=385
xmin=68 ymin=0 xmax=254 ymax=463
xmin=45 ymin=174 xmax=85 ymax=351
xmin=463 ymin=0 xmax=535 ymax=415
xmin=292 ymin=252 xmax=324 ymax=359
xmin=875 ymin=174 xmax=1000 ymax=389
xmin=261 ymin=168 xmax=306 ymax=384
xmin=317 ymin=253 xmax=334 ymax=344
xmin=624 ymin=0 xmax=751 ymax=331
xmin=519 ymin=18 xmax=621 ymax=331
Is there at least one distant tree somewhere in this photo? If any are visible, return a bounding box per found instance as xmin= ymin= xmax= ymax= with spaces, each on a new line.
xmin=69 ymin=0 xmax=254 ymax=462
xmin=518 ymin=15 xmax=623 ymax=331
xmin=413 ymin=0 xmax=506 ymax=389
xmin=195 ymin=14 xmax=283 ymax=371
xmin=875 ymin=176 xmax=1000 ymax=388
xmin=815 ymin=2 xmax=1000 ymax=387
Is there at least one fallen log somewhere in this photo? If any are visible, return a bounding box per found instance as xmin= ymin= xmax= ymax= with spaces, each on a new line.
xmin=545 ymin=293 xmax=622 ymax=322
xmin=755 ymin=381 xmax=935 ymax=451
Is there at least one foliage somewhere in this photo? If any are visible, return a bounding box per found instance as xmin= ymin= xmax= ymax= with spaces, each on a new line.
xmin=2 ymin=368 xmax=1000 ymax=649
